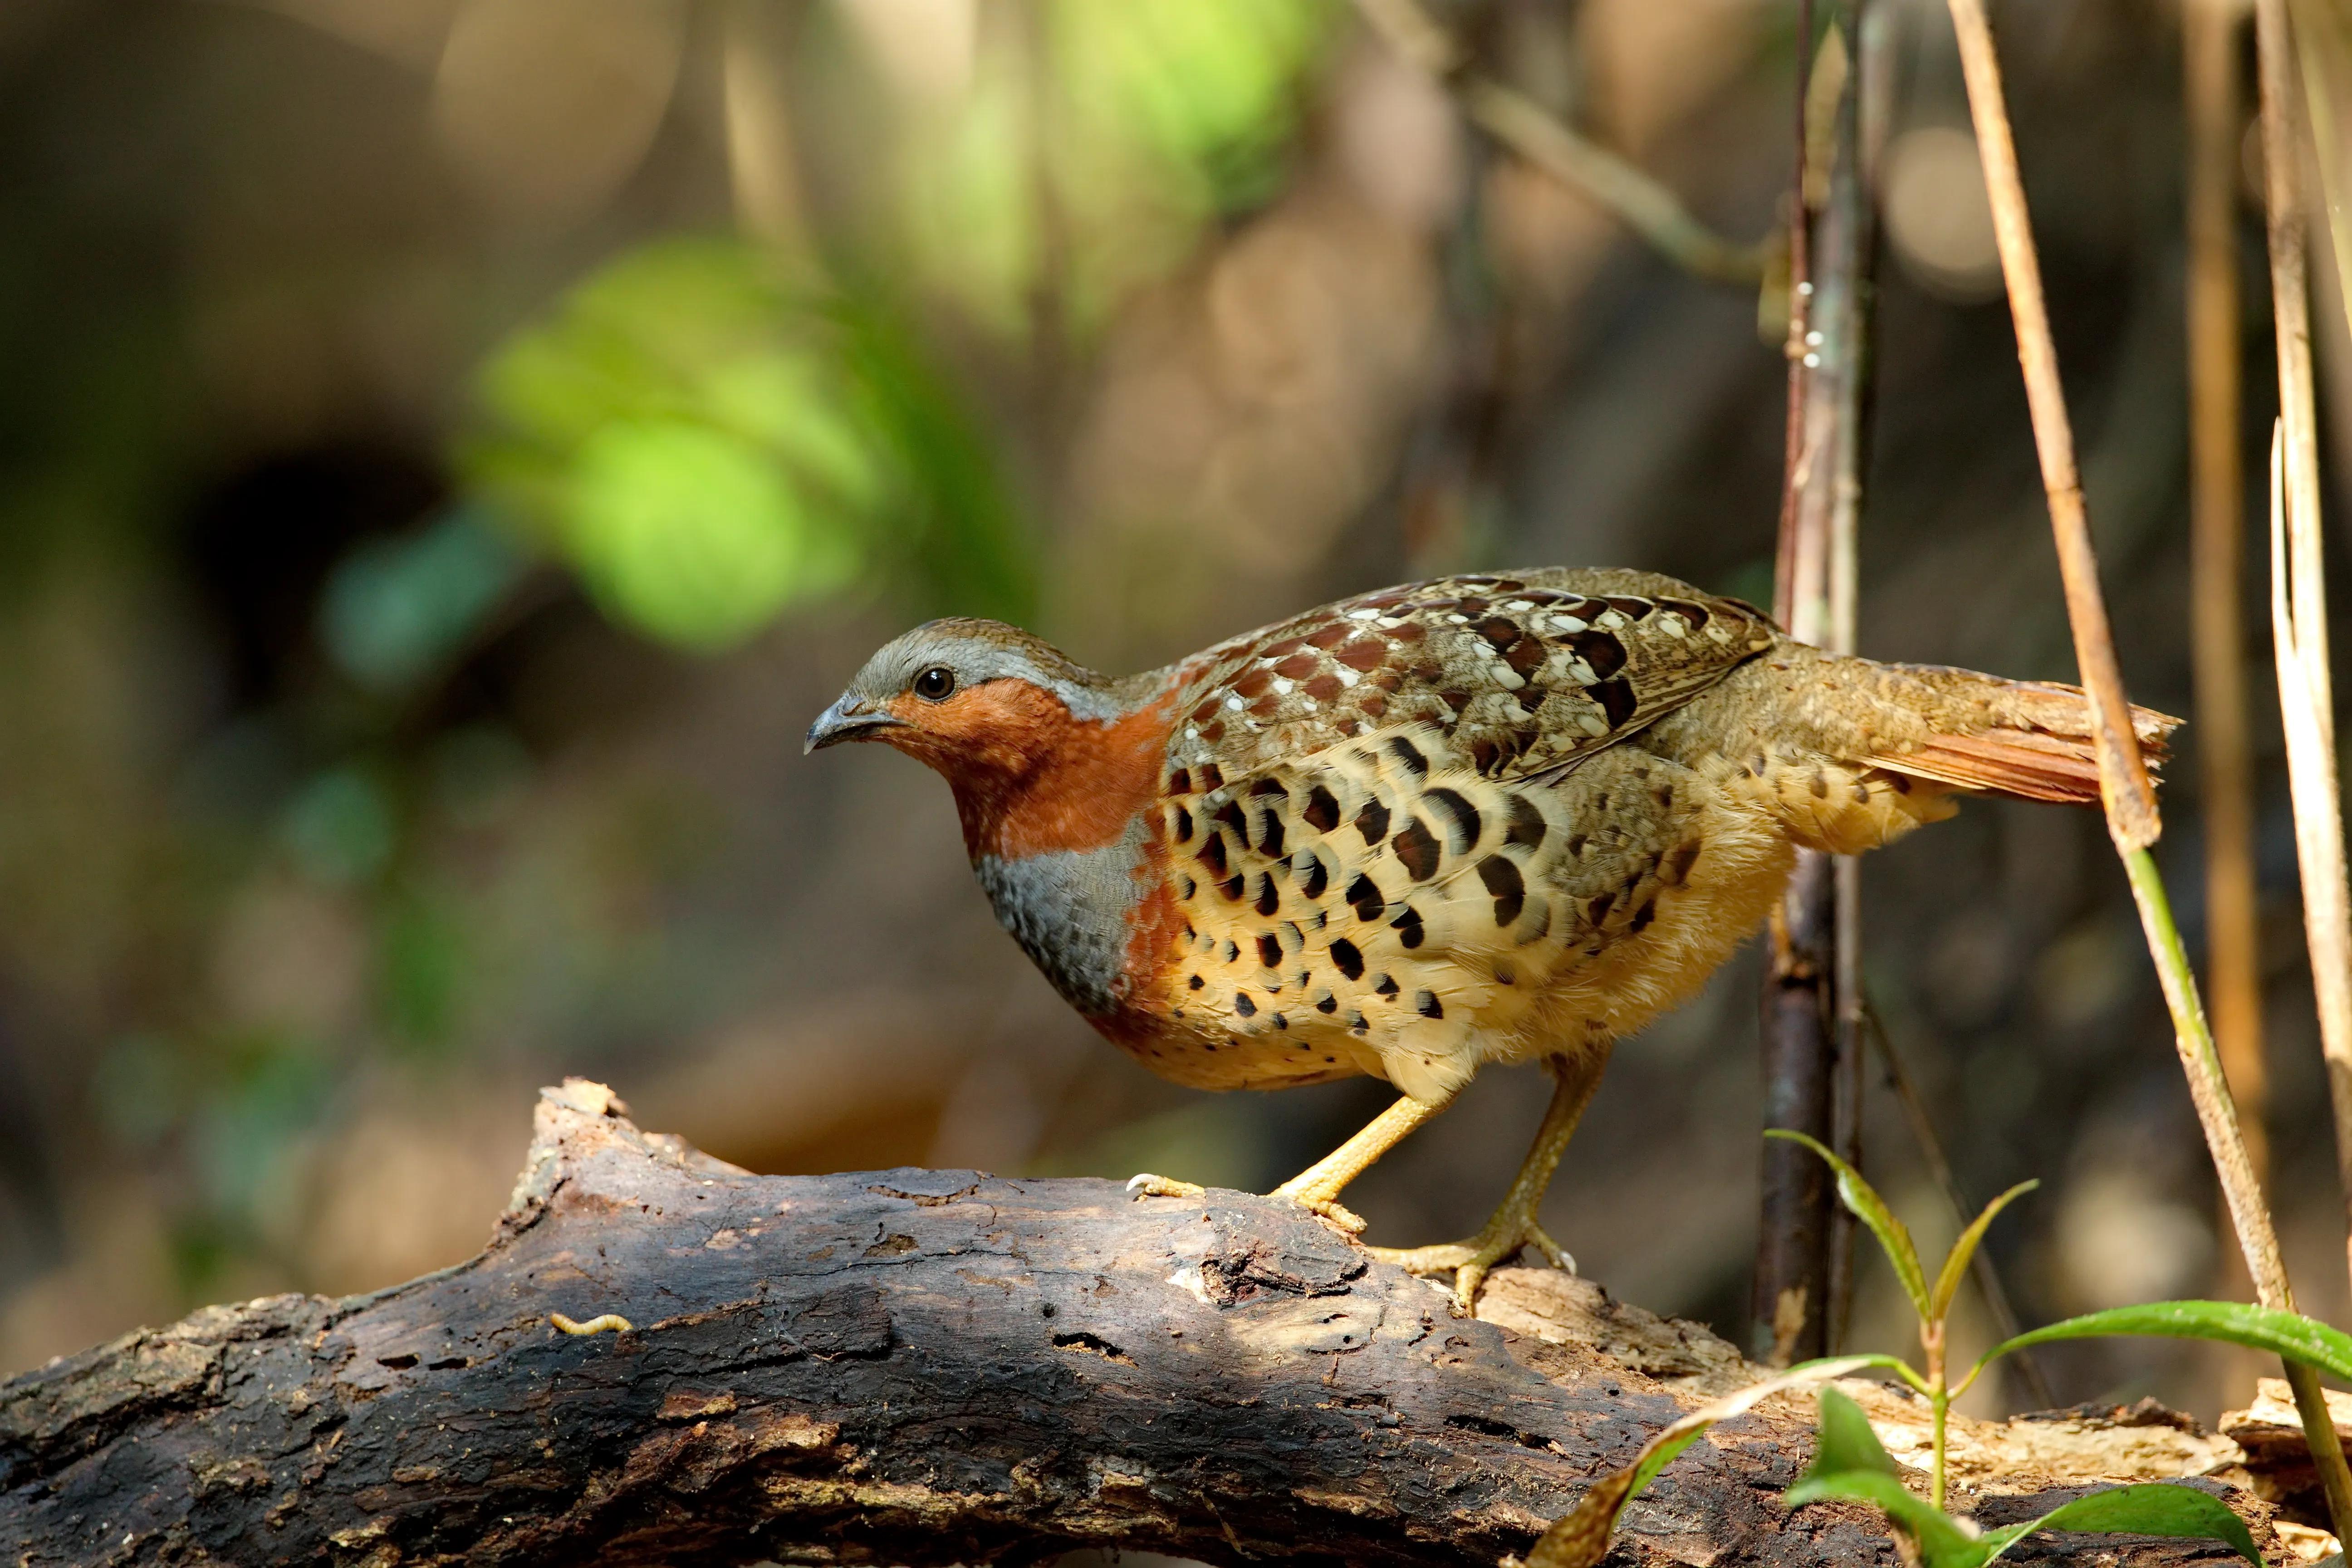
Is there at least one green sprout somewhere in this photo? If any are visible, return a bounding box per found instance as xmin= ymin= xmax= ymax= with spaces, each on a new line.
xmin=1519 ymin=1134 xmax=2352 ymax=1568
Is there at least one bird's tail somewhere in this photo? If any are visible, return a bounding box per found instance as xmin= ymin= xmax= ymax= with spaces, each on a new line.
xmin=1860 ymin=663 xmax=2180 ymax=806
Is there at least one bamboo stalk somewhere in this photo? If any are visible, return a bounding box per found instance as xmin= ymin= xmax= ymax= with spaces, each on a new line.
xmin=1756 ymin=0 xmax=1846 ymax=1369
xmin=1945 ymin=0 xmax=2352 ymax=1534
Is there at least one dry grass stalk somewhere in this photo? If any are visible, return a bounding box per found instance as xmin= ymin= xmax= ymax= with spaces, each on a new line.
xmin=2274 ymin=0 xmax=2352 ymax=1306
xmin=1949 ymin=0 xmax=2352 ymax=1533
xmin=2270 ymin=419 xmax=2352 ymax=1291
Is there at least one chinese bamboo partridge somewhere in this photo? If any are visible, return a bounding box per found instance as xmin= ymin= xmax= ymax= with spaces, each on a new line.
xmin=808 ymin=568 xmax=2174 ymax=1305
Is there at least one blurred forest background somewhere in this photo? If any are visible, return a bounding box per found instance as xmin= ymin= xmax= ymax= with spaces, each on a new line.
xmin=0 ymin=0 xmax=2343 ymax=1424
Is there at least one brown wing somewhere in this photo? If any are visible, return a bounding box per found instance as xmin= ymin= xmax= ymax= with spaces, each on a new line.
xmin=1161 ymin=568 xmax=1779 ymax=785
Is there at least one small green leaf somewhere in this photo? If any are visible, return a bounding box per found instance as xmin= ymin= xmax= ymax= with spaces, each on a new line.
xmin=1979 ymin=1299 xmax=2352 ymax=1384
xmin=1786 ymin=1470 xmax=1987 ymax=1568
xmin=1979 ymin=1484 xmax=2259 ymax=1566
xmin=1521 ymin=1356 xmax=1885 ymax=1568
xmin=1928 ymin=1180 xmax=2038 ymax=1321
xmin=1766 ymin=1129 xmax=1929 ymax=1318
xmin=1805 ymin=1387 xmax=1899 ymax=1480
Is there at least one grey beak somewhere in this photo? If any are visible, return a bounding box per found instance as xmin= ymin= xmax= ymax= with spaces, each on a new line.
xmin=804 ymin=694 xmax=905 ymax=755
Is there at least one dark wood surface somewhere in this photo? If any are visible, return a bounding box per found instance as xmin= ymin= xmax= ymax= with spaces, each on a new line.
xmin=0 ymin=1082 xmax=2263 ymax=1567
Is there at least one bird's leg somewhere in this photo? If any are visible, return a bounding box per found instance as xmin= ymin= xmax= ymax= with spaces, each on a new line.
xmin=1367 ymin=1051 xmax=1607 ymax=1310
xmin=1127 ymin=1091 xmax=1451 ymax=1220
xmin=1265 ymin=1090 xmax=1454 ymax=1233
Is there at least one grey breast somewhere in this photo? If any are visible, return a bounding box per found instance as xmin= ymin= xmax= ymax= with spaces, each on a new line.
xmin=971 ymin=823 xmax=1147 ymax=1017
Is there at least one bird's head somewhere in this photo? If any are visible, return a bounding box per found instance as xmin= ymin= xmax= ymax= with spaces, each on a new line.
xmin=806 ymin=621 xmax=1162 ymax=853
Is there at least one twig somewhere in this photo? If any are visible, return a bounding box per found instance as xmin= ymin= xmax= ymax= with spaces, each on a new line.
xmin=1351 ymin=0 xmax=1767 ymax=286
xmin=2184 ymin=0 xmax=2270 ymax=1270
xmin=1861 ymin=1001 xmax=2057 ymax=1411
xmin=1946 ymin=0 xmax=2352 ymax=1534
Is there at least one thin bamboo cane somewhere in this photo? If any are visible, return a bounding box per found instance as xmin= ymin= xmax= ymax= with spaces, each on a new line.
xmin=1945 ymin=0 xmax=2352 ymax=1532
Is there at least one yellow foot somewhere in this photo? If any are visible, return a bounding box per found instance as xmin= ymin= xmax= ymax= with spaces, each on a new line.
xmin=1367 ymin=1217 xmax=1574 ymax=1312
xmin=1265 ymin=1175 xmax=1368 ymax=1236
xmin=1125 ymin=1172 xmax=1206 ymax=1200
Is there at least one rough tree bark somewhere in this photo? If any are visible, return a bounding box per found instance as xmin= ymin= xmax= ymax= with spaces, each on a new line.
xmin=0 ymin=1083 xmax=2270 ymax=1567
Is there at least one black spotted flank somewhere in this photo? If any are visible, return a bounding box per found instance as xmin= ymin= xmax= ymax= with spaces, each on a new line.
xmin=1415 ymin=990 xmax=1444 ymax=1020
xmin=1256 ymin=811 xmax=1285 ymax=858
xmin=1476 ymin=855 xmax=1526 ymax=926
xmin=1386 ymin=735 xmax=1429 ymax=779
xmin=1392 ymin=819 xmax=1441 ymax=881
xmin=1347 ymin=874 xmax=1385 ymax=922
xmin=1303 ymin=785 xmax=1341 ymax=832
xmin=1254 ymin=874 xmax=1279 ymax=917
xmin=1423 ymin=788 xmax=1481 ymax=852
xmin=1170 ymin=804 xmax=1194 ymax=843
xmin=1212 ymin=799 xmax=1246 ymax=835
xmin=1314 ymin=990 xmax=1337 ymax=1013
xmin=1355 ymin=798 xmax=1391 ymax=846
xmin=1629 ymin=900 xmax=1657 ymax=934
xmin=1505 ymin=794 xmax=1547 ymax=849
xmin=1196 ymin=833 xmax=1228 ymax=877
xmin=1234 ymin=991 xmax=1257 ymax=1017
xmin=1187 ymin=974 xmax=1204 ymax=990
xmin=1391 ymin=905 xmax=1425 ymax=948
xmin=1256 ymin=932 xmax=1282 ymax=970
xmin=1374 ymin=973 xmax=1400 ymax=996
xmin=1329 ymin=937 xmax=1365 ymax=980
xmin=1295 ymin=853 xmax=1329 ymax=900
xmin=1165 ymin=768 xmax=1192 ymax=796
xmin=1590 ymin=676 xmax=1638 ymax=729
xmin=1250 ymin=777 xmax=1287 ymax=798
xmin=1218 ymin=874 xmax=1245 ymax=902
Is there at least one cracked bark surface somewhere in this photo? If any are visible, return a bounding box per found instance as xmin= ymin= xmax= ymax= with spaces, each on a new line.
xmin=0 ymin=1082 xmax=2270 ymax=1567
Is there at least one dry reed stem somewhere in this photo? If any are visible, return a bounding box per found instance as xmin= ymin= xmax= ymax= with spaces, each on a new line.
xmin=1945 ymin=0 xmax=2160 ymax=851
xmin=1943 ymin=0 xmax=2267 ymax=1279
xmin=1949 ymin=0 xmax=2352 ymax=1531
xmin=1351 ymin=0 xmax=1766 ymax=285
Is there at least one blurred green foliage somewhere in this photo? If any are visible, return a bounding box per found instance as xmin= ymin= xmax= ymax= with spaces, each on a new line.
xmin=462 ymin=239 xmax=1035 ymax=649
xmin=902 ymin=0 xmax=1334 ymax=332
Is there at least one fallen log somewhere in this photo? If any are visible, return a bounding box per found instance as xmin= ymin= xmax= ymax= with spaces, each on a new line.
xmin=0 ymin=1081 xmax=2271 ymax=1567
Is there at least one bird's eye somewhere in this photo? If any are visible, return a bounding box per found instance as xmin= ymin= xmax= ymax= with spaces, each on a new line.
xmin=913 ymin=666 xmax=956 ymax=701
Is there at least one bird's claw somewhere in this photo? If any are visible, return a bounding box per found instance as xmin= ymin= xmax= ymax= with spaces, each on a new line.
xmin=1367 ymin=1218 xmax=1575 ymax=1312
xmin=1126 ymin=1172 xmax=1206 ymax=1200
xmin=1295 ymin=1197 xmax=1367 ymax=1235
